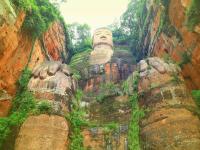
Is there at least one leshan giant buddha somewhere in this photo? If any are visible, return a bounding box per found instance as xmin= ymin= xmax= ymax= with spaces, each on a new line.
xmin=90 ymin=28 xmax=114 ymax=65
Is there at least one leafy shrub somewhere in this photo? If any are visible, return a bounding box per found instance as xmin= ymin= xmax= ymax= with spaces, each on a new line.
xmin=192 ymin=90 xmax=200 ymax=107
xmin=179 ymin=51 xmax=192 ymax=68
xmin=10 ymin=0 xmax=61 ymax=38
xmin=36 ymin=101 xmax=53 ymax=114
xmin=122 ymin=80 xmax=130 ymax=95
xmin=102 ymin=122 xmax=119 ymax=134
xmin=128 ymin=94 xmax=144 ymax=150
xmin=127 ymin=71 xmax=144 ymax=150
xmin=186 ymin=0 xmax=200 ymax=31
xmin=66 ymin=90 xmax=88 ymax=150
xmin=95 ymin=83 xmax=122 ymax=103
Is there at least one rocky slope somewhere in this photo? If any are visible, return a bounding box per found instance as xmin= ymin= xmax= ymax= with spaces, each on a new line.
xmin=141 ymin=0 xmax=200 ymax=89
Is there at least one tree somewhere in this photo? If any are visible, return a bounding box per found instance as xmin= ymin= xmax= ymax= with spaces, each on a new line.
xmin=67 ymin=23 xmax=92 ymax=54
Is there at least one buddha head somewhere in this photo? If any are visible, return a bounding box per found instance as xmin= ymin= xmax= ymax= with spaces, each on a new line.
xmin=93 ymin=28 xmax=113 ymax=49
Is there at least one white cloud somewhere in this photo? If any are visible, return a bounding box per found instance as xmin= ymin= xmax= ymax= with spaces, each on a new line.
xmin=59 ymin=0 xmax=129 ymax=33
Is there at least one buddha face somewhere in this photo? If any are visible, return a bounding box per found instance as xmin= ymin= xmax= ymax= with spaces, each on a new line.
xmin=93 ymin=28 xmax=113 ymax=48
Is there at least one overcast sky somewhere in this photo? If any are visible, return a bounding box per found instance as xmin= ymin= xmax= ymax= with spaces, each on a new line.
xmin=59 ymin=0 xmax=129 ymax=33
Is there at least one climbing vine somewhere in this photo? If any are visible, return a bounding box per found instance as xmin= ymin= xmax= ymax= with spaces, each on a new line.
xmin=128 ymin=71 xmax=144 ymax=150
xmin=66 ymin=89 xmax=88 ymax=150
xmin=186 ymin=0 xmax=200 ymax=31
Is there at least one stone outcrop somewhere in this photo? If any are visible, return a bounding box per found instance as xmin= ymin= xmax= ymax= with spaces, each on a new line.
xmin=15 ymin=114 xmax=69 ymax=150
xmin=43 ymin=21 xmax=69 ymax=62
xmin=137 ymin=57 xmax=200 ymax=150
xmin=140 ymin=0 xmax=200 ymax=89
xmin=28 ymin=61 xmax=77 ymax=114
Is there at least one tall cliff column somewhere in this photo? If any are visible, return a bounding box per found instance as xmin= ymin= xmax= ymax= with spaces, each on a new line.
xmin=138 ymin=57 xmax=200 ymax=150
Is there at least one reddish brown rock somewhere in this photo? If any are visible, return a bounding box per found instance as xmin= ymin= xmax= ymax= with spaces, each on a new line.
xmin=0 ymin=11 xmax=45 ymax=95
xmin=43 ymin=21 xmax=69 ymax=62
xmin=0 ymin=99 xmax=11 ymax=117
xmin=82 ymin=126 xmax=129 ymax=150
xmin=143 ymin=0 xmax=200 ymax=89
xmin=15 ymin=114 xmax=69 ymax=150
xmin=28 ymin=61 xmax=77 ymax=114
xmin=137 ymin=57 xmax=200 ymax=150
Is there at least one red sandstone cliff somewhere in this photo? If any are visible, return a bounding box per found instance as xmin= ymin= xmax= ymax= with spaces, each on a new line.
xmin=0 ymin=1 xmax=70 ymax=117
xmin=141 ymin=0 xmax=200 ymax=90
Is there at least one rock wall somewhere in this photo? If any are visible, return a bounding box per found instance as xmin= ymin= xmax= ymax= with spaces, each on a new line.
xmin=137 ymin=57 xmax=200 ymax=149
xmin=15 ymin=114 xmax=69 ymax=150
xmin=0 ymin=0 xmax=71 ymax=117
xmin=43 ymin=21 xmax=69 ymax=62
xmin=142 ymin=0 xmax=200 ymax=89
xmin=0 ymin=0 xmax=70 ymax=96
xmin=85 ymin=50 xmax=136 ymax=92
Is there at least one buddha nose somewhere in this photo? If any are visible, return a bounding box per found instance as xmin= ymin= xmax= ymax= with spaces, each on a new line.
xmin=100 ymin=36 xmax=107 ymax=40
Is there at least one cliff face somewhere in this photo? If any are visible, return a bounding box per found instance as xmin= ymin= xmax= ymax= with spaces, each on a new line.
xmin=0 ymin=0 xmax=70 ymax=96
xmin=142 ymin=0 xmax=200 ymax=89
xmin=137 ymin=57 xmax=200 ymax=149
xmin=43 ymin=21 xmax=69 ymax=62
xmin=0 ymin=0 xmax=71 ymax=118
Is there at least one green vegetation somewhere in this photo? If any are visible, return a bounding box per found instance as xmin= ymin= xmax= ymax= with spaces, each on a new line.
xmin=0 ymin=68 xmax=35 ymax=148
xmin=157 ymin=0 xmax=182 ymax=42
xmin=66 ymin=90 xmax=88 ymax=150
xmin=10 ymin=0 xmax=61 ymax=38
xmin=186 ymin=0 xmax=200 ymax=31
xmin=171 ymin=72 xmax=182 ymax=85
xmin=179 ymin=49 xmax=192 ymax=68
xmin=69 ymin=49 xmax=92 ymax=80
xmin=67 ymin=23 xmax=92 ymax=54
xmin=192 ymin=90 xmax=200 ymax=107
xmin=128 ymin=71 xmax=144 ymax=150
xmin=34 ymin=100 xmax=53 ymax=115
xmin=96 ymin=83 xmax=122 ymax=103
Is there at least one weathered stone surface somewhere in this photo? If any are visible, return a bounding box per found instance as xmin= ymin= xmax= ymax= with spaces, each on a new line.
xmin=139 ymin=60 xmax=148 ymax=72
xmin=0 ymin=10 xmax=45 ymax=95
xmin=29 ymin=61 xmax=76 ymax=96
xmin=137 ymin=57 xmax=200 ymax=150
xmin=43 ymin=21 xmax=69 ymax=62
xmin=0 ymin=0 xmax=16 ymax=25
xmin=83 ymin=125 xmax=129 ymax=150
xmin=143 ymin=0 xmax=200 ymax=89
xmin=15 ymin=114 xmax=69 ymax=150
xmin=29 ymin=61 xmax=77 ymax=114
xmin=0 ymin=90 xmax=12 ymax=117
xmin=90 ymin=28 xmax=113 ymax=65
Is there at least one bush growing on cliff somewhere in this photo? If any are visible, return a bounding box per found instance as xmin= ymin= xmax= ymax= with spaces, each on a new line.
xmin=192 ymin=90 xmax=200 ymax=107
xmin=66 ymin=89 xmax=88 ymax=150
xmin=179 ymin=50 xmax=192 ymax=68
xmin=186 ymin=0 xmax=200 ymax=31
xmin=10 ymin=0 xmax=61 ymax=38
xmin=128 ymin=71 xmax=144 ymax=150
